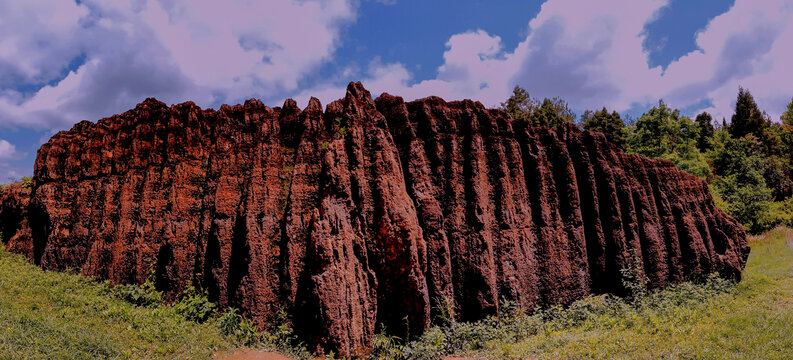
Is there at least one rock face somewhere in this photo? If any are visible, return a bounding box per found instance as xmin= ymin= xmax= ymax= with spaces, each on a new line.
xmin=0 ymin=82 xmax=749 ymax=357
xmin=0 ymin=183 xmax=32 ymax=257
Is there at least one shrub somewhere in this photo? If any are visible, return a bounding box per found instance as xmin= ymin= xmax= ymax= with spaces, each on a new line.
xmin=399 ymin=327 xmax=446 ymax=360
xmin=216 ymin=308 xmax=261 ymax=346
xmin=109 ymin=279 xmax=162 ymax=307
xmin=20 ymin=176 xmax=32 ymax=189
xmin=767 ymin=198 xmax=793 ymax=228
xmin=174 ymin=283 xmax=216 ymax=323
xmin=715 ymin=174 xmax=773 ymax=233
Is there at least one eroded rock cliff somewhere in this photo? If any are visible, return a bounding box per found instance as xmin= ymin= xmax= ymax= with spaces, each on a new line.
xmin=0 ymin=82 xmax=749 ymax=357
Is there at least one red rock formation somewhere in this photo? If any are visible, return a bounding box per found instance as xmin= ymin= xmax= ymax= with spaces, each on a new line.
xmin=0 ymin=182 xmax=32 ymax=257
xmin=0 ymin=82 xmax=749 ymax=358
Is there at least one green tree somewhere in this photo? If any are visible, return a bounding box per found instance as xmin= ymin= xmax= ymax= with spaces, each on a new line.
xmin=694 ymin=112 xmax=714 ymax=152
xmin=729 ymin=87 xmax=768 ymax=138
xmin=627 ymin=101 xmax=685 ymax=158
xmin=781 ymin=96 xmax=793 ymax=126
xmin=500 ymin=86 xmax=537 ymax=121
xmin=582 ymin=107 xmax=627 ymax=148
xmin=627 ymin=101 xmax=709 ymax=178
xmin=755 ymin=124 xmax=792 ymax=199
xmin=531 ymin=97 xmax=575 ymax=128
xmin=665 ymin=141 xmax=711 ymax=179
xmin=709 ymin=133 xmax=773 ymax=233
xmin=500 ymin=85 xmax=574 ymax=128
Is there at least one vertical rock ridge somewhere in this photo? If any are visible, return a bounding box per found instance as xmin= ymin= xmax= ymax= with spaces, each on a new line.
xmin=0 ymin=83 xmax=749 ymax=358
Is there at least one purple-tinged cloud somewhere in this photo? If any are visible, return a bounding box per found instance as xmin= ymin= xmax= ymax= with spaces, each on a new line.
xmin=0 ymin=0 xmax=357 ymax=130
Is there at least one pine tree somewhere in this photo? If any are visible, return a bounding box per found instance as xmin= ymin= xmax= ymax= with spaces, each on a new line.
xmin=531 ymin=98 xmax=575 ymax=128
xmin=782 ymin=96 xmax=793 ymax=126
xmin=694 ymin=112 xmax=714 ymax=151
xmin=730 ymin=87 xmax=768 ymax=138
xmin=582 ymin=107 xmax=626 ymax=148
xmin=500 ymin=86 xmax=536 ymax=121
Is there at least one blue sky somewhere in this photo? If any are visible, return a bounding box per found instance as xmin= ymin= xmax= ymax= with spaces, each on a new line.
xmin=1 ymin=0 xmax=792 ymax=180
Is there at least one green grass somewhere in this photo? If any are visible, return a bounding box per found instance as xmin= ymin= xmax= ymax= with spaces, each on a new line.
xmin=489 ymin=226 xmax=793 ymax=360
xmin=0 ymin=247 xmax=242 ymax=359
xmin=375 ymin=227 xmax=793 ymax=359
xmin=3 ymin=228 xmax=793 ymax=359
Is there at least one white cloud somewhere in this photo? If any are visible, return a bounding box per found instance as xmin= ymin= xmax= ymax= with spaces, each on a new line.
xmin=291 ymin=0 xmax=670 ymax=109
xmin=0 ymin=139 xmax=16 ymax=160
xmin=2 ymin=0 xmax=792 ymax=135
xmin=291 ymin=30 xmax=523 ymax=108
xmin=0 ymin=0 xmax=356 ymax=130
xmin=0 ymin=138 xmax=21 ymax=181
xmin=661 ymin=0 xmax=793 ymax=121
xmin=297 ymin=0 xmax=793 ymax=124
xmin=0 ymin=0 xmax=88 ymax=87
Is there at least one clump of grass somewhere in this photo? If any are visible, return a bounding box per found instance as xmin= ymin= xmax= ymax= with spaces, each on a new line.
xmin=372 ymin=227 xmax=793 ymax=359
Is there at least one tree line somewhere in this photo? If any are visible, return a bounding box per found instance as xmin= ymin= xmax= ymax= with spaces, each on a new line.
xmin=501 ymin=86 xmax=793 ymax=234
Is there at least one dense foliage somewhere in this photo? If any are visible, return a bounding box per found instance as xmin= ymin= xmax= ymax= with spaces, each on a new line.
xmin=502 ymin=86 xmax=793 ymax=233
xmin=580 ymin=107 xmax=627 ymax=149
xmin=500 ymin=86 xmax=575 ymax=128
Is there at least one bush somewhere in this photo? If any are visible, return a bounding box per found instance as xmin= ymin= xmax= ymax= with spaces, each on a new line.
xmin=109 ymin=279 xmax=162 ymax=307
xmin=216 ymin=308 xmax=261 ymax=346
xmin=20 ymin=176 xmax=32 ymax=189
xmin=767 ymin=198 xmax=793 ymax=228
xmin=399 ymin=327 xmax=446 ymax=360
xmin=714 ymin=174 xmax=773 ymax=233
xmin=174 ymin=284 xmax=216 ymax=323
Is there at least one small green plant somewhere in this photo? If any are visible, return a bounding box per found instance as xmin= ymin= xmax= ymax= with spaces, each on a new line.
xmin=372 ymin=332 xmax=403 ymax=360
xmin=620 ymin=249 xmax=649 ymax=299
xmin=109 ymin=278 xmax=162 ymax=307
xmin=174 ymin=283 xmax=216 ymax=323
xmin=262 ymin=308 xmax=298 ymax=350
xmin=20 ymin=176 xmax=32 ymax=189
xmin=434 ymin=295 xmax=456 ymax=326
xmin=216 ymin=307 xmax=261 ymax=346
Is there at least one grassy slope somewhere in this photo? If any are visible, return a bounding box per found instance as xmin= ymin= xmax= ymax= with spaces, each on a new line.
xmin=0 ymin=246 xmax=240 ymax=359
xmin=467 ymin=227 xmax=793 ymax=359
xmin=2 ymin=228 xmax=791 ymax=359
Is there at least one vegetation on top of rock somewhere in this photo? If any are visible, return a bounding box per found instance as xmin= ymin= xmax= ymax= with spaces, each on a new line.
xmin=499 ymin=85 xmax=575 ymax=128
xmin=580 ymin=107 xmax=627 ymax=149
xmin=500 ymin=85 xmax=793 ymax=234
